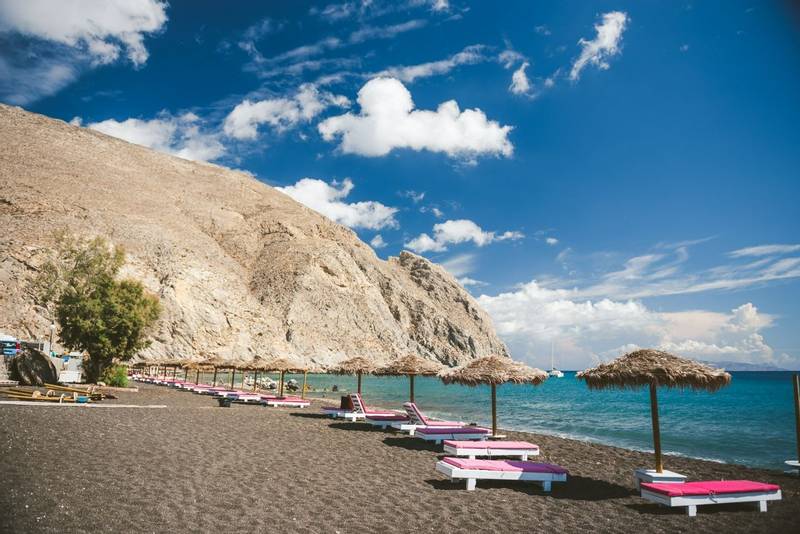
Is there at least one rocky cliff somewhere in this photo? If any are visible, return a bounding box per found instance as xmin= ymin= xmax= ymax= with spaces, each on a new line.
xmin=0 ymin=104 xmax=508 ymax=367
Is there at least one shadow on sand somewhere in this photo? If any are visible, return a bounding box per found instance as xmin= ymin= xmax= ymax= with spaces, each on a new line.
xmin=328 ymin=422 xmax=384 ymax=432
xmin=288 ymin=412 xmax=331 ymax=420
xmin=382 ymin=436 xmax=440 ymax=452
xmin=426 ymin=474 xmax=634 ymax=500
xmin=625 ymin=501 xmax=765 ymax=517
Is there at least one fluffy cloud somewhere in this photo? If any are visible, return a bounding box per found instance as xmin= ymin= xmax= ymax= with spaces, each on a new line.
xmin=318 ymin=77 xmax=514 ymax=160
xmin=223 ymin=84 xmax=349 ymax=140
xmin=569 ymin=11 xmax=628 ymax=81
xmin=376 ymin=45 xmax=487 ymax=83
xmin=405 ymin=219 xmax=523 ymax=253
xmin=478 ymin=276 xmax=782 ymax=370
xmin=0 ymin=0 xmax=167 ymax=104
xmin=370 ymin=234 xmax=387 ymax=249
xmin=276 ymin=178 xmax=398 ymax=230
xmin=545 ymin=237 xmax=559 ymax=246
xmin=509 ymin=61 xmax=532 ymax=96
xmin=85 ymin=112 xmax=224 ymax=162
xmin=0 ymin=0 xmax=167 ymax=65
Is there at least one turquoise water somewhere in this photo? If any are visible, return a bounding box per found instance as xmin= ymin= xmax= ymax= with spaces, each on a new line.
xmin=293 ymin=371 xmax=798 ymax=471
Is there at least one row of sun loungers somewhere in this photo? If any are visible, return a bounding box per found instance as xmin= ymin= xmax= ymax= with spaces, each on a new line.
xmin=320 ymin=392 xmax=783 ymax=515
xmin=132 ymin=375 xmax=310 ymax=408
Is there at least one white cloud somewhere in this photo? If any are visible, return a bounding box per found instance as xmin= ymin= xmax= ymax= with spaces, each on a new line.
xmin=458 ymin=277 xmax=487 ymax=287
xmin=318 ymin=77 xmax=514 ymax=160
xmin=349 ymin=19 xmax=426 ymax=43
xmin=440 ymin=253 xmax=477 ymax=277
xmin=375 ymin=45 xmax=487 ymax=83
xmin=728 ymin=244 xmax=800 ymax=258
xmin=569 ymin=11 xmax=628 ymax=81
xmin=405 ymin=219 xmax=523 ymax=253
xmin=224 ymin=84 xmax=349 ymax=140
xmin=431 ymin=0 xmax=449 ymax=11
xmin=0 ymin=0 xmax=167 ymax=104
xmin=478 ymin=275 xmax=784 ymax=369
xmin=545 ymin=237 xmax=559 ymax=246
xmin=276 ymin=178 xmax=398 ymax=230
xmin=86 ymin=112 xmax=224 ymax=162
xmin=509 ymin=61 xmax=532 ymax=96
xmin=370 ymin=234 xmax=387 ymax=249
xmin=0 ymin=0 xmax=167 ymax=66
xmin=401 ymin=190 xmax=425 ymax=203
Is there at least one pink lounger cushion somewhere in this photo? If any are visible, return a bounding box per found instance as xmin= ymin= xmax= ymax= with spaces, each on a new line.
xmin=443 ymin=457 xmax=568 ymax=474
xmin=416 ymin=426 xmax=489 ymax=435
xmin=367 ymin=414 xmax=409 ymax=421
xmin=641 ymin=480 xmax=781 ymax=498
xmin=443 ymin=440 xmax=538 ymax=450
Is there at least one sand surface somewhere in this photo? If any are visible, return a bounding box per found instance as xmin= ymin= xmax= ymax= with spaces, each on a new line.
xmin=1 ymin=385 xmax=798 ymax=533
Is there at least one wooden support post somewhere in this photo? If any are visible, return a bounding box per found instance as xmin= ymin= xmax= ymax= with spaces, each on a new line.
xmin=253 ymin=371 xmax=259 ymax=392
xmin=649 ymin=382 xmax=663 ymax=473
xmin=279 ymin=371 xmax=285 ymax=397
xmin=491 ymin=383 xmax=498 ymax=437
xmin=793 ymin=374 xmax=800 ymax=462
xmin=301 ymin=370 xmax=308 ymax=399
xmin=230 ymin=368 xmax=235 ymax=389
xmin=195 ymin=369 xmax=200 ymax=385
xmin=409 ymin=374 xmax=415 ymax=403
xmin=212 ymin=367 xmax=217 ymax=386
xmin=357 ymin=372 xmax=362 ymax=394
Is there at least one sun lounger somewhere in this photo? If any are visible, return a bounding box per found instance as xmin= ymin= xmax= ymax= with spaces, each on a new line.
xmin=414 ymin=426 xmax=490 ymax=444
xmin=436 ymin=457 xmax=568 ymax=491
xmin=391 ymin=402 xmax=466 ymax=434
xmin=324 ymin=393 xmax=398 ymax=421
xmin=443 ymin=440 xmax=540 ymax=460
xmin=365 ymin=413 xmax=410 ymax=428
xmin=263 ymin=396 xmax=310 ymax=408
xmin=639 ymin=480 xmax=782 ymax=517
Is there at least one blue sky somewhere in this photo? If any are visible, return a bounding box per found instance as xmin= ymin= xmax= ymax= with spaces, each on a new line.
xmin=2 ymin=0 xmax=799 ymax=369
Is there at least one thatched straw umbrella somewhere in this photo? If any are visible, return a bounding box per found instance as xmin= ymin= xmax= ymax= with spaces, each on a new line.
xmin=261 ymin=356 xmax=307 ymax=397
xmin=376 ymin=354 xmax=444 ymax=403
xmin=441 ymin=355 xmax=548 ymax=438
xmin=329 ymin=356 xmax=378 ymax=394
xmin=202 ymin=355 xmax=232 ymax=386
xmin=577 ymin=349 xmax=731 ymax=474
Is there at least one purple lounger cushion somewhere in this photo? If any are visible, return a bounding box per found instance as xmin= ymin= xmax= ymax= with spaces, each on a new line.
xmin=443 ymin=440 xmax=538 ymax=450
xmin=367 ymin=414 xmax=409 ymax=421
xmin=416 ymin=426 xmax=489 ymax=435
xmin=443 ymin=457 xmax=568 ymax=474
xmin=641 ymin=480 xmax=781 ymax=498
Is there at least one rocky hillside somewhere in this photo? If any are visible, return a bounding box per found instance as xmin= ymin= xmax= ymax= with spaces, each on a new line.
xmin=0 ymin=104 xmax=508 ymax=367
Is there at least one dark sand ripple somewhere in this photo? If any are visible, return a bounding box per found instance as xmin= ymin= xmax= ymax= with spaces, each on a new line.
xmin=1 ymin=384 xmax=798 ymax=533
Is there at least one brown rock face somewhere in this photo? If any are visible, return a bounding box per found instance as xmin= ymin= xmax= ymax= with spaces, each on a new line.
xmin=0 ymin=104 xmax=508 ymax=367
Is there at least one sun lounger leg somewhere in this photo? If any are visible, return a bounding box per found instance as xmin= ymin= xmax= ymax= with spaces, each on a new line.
xmin=466 ymin=478 xmax=476 ymax=491
xmin=757 ymin=500 xmax=767 ymax=512
xmin=521 ymin=453 xmax=528 ymax=461
xmin=541 ymin=481 xmax=551 ymax=492
xmin=686 ymin=505 xmax=697 ymax=517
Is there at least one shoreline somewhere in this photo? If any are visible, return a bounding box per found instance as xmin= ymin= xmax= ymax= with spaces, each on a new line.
xmin=1 ymin=384 xmax=797 ymax=533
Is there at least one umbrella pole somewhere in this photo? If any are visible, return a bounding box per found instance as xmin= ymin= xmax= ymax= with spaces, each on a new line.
xmin=491 ymin=383 xmax=498 ymax=437
xmin=649 ymin=382 xmax=663 ymax=473
xmin=357 ymin=372 xmax=362 ymax=394
xmin=793 ymin=374 xmax=800 ymax=462
xmin=302 ymin=370 xmax=308 ymax=399
xmin=195 ymin=369 xmax=200 ymax=385
xmin=172 ymin=366 xmax=177 ymax=379
xmin=409 ymin=374 xmax=415 ymax=403
xmin=253 ymin=371 xmax=259 ymax=392
xmin=212 ymin=367 xmax=218 ymax=386
xmin=230 ymin=368 xmax=235 ymax=390
xmin=279 ymin=371 xmax=285 ymax=397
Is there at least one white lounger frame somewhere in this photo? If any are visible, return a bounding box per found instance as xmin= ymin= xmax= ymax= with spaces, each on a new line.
xmin=443 ymin=443 xmax=539 ymax=460
xmin=435 ymin=460 xmax=566 ymax=492
xmin=416 ymin=431 xmax=488 ymax=444
xmin=640 ymin=488 xmax=782 ymax=517
xmin=265 ymin=399 xmax=309 ymax=408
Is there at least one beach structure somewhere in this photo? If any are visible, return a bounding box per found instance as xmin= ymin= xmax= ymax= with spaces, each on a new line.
xmin=441 ymin=355 xmax=548 ymax=438
xmin=260 ymin=356 xmax=306 ymax=398
xmin=577 ymin=349 xmax=730 ymax=486
xmin=392 ymin=402 xmax=467 ymax=434
xmin=435 ymin=457 xmax=568 ymax=492
xmin=788 ymin=374 xmax=800 ymax=474
xmin=328 ymin=356 xmax=377 ymax=394
xmin=442 ymin=440 xmax=540 ymax=460
xmin=323 ymin=392 xmax=397 ymax=421
xmin=376 ymin=354 xmax=443 ymax=403
xmin=639 ymin=480 xmax=782 ymax=517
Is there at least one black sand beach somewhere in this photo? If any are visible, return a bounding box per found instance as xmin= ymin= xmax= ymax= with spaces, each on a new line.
xmin=1 ymin=385 xmax=798 ymax=533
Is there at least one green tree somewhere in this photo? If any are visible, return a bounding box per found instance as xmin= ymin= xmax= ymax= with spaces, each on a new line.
xmin=35 ymin=234 xmax=161 ymax=383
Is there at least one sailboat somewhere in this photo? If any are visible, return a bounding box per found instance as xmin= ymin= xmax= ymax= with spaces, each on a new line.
xmin=548 ymin=342 xmax=564 ymax=378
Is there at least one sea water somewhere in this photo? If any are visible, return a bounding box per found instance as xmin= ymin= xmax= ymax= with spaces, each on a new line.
xmin=294 ymin=371 xmax=798 ymax=471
